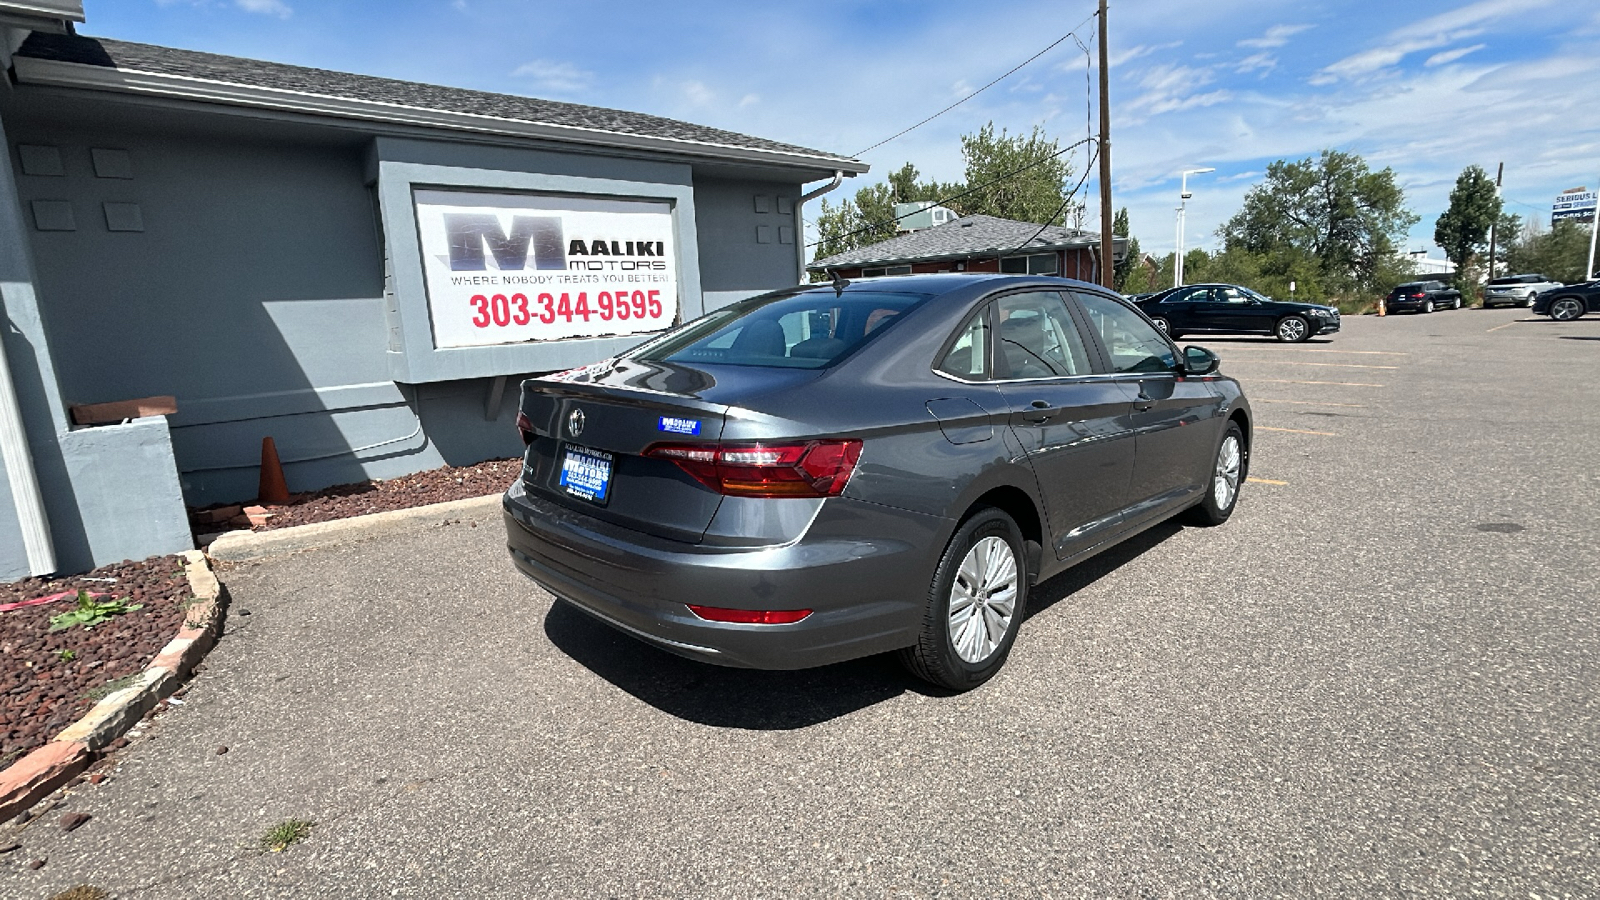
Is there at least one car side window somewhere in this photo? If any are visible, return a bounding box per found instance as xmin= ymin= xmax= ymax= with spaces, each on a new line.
xmin=993 ymin=291 xmax=1091 ymax=380
xmin=1073 ymin=292 xmax=1179 ymax=375
xmin=1216 ymin=286 xmax=1251 ymax=304
xmin=936 ymin=309 xmax=990 ymax=380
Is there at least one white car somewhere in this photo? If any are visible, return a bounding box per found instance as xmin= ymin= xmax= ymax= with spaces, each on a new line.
xmin=1484 ymin=274 xmax=1562 ymax=308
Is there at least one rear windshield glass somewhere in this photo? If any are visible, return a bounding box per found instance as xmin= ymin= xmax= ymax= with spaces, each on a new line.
xmin=633 ymin=289 xmax=932 ymax=369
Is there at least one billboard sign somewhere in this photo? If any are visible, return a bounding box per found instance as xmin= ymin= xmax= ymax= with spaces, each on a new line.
xmin=413 ymin=189 xmax=679 ymax=349
xmin=1552 ymin=186 xmax=1597 ymax=223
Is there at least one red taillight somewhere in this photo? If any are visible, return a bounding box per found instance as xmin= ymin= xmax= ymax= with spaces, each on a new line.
xmin=516 ymin=412 xmax=535 ymax=446
xmin=687 ymin=605 xmax=813 ymax=624
xmin=645 ymin=439 xmax=862 ymax=498
xmin=1410 ymin=292 xmax=1425 ymax=298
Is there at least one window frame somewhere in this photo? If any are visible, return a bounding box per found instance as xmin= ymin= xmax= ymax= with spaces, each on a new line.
xmin=1064 ymin=288 xmax=1183 ymax=378
xmin=932 ymin=288 xmax=1111 ymax=385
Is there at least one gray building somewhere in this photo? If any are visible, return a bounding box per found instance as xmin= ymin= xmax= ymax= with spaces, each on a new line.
xmin=810 ymin=214 xmax=1124 ymax=282
xmin=0 ymin=3 xmax=864 ymax=580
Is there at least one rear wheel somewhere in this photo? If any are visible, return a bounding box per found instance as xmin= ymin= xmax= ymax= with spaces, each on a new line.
xmin=900 ymin=508 xmax=1027 ymax=692
xmin=1150 ymin=316 xmax=1172 ymax=335
xmin=1453 ymin=297 xmax=1463 ymax=310
xmin=1274 ymin=316 xmax=1309 ymax=342
xmin=1422 ymin=299 xmax=1434 ymax=314
xmin=1185 ymin=422 xmax=1245 ymax=526
xmin=1550 ymin=297 xmax=1585 ymax=321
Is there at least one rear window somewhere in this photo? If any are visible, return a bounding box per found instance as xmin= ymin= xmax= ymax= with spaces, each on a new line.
xmin=633 ymin=289 xmax=931 ymax=370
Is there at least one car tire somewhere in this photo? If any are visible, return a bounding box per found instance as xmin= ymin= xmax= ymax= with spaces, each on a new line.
xmin=1185 ymin=421 xmax=1245 ymax=526
xmin=1453 ymin=297 xmax=1463 ymax=310
xmin=900 ymin=508 xmax=1027 ymax=692
xmin=1522 ymin=295 xmax=1534 ymax=308
xmin=1422 ymin=299 xmax=1434 ymax=314
xmin=1274 ymin=316 xmax=1310 ymax=342
xmin=1150 ymin=316 xmax=1172 ymax=335
xmin=1549 ymin=296 xmax=1586 ymax=321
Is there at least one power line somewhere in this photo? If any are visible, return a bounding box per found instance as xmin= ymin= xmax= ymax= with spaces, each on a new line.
xmin=807 ymin=135 xmax=1097 ymax=252
xmin=999 ymin=143 xmax=1100 ymax=259
xmin=851 ymin=9 xmax=1099 ymax=159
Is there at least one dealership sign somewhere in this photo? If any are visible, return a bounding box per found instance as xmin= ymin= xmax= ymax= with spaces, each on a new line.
xmin=1552 ymin=186 xmax=1597 ymax=223
xmin=413 ymin=189 xmax=679 ymax=349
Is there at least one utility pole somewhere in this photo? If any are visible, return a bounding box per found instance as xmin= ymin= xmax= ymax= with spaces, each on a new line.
xmin=1486 ymin=161 xmax=1503 ymax=282
xmin=1097 ymin=0 xmax=1113 ymax=289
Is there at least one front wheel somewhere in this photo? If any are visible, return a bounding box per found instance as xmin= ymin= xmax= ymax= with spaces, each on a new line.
xmin=1549 ymin=297 xmax=1585 ymax=321
xmin=900 ymin=508 xmax=1027 ymax=692
xmin=1274 ymin=316 xmax=1310 ymax=342
xmin=1185 ymin=422 xmax=1245 ymax=526
xmin=1521 ymin=295 xmax=1534 ymax=308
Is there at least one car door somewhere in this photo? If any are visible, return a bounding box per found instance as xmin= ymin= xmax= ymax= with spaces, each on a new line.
xmin=1157 ymin=287 xmax=1207 ymax=332
xmin=1070 ymin=290 xmax=1225 ymax=527
xmin=1212 ymin=285 xmax=1275 ymax=332
xmin=988 ymin=290 xmax=1139 ymax=561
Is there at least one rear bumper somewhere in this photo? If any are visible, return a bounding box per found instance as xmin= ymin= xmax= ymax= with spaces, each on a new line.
xmin=502 ymin=481 xmax=946 ymax=669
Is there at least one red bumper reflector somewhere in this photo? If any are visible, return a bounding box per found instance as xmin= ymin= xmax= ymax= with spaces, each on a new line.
xmin=686 ymin=605 xmax=813 ymax=624
xmin=516 ymin=411 xmax=535 ymax=446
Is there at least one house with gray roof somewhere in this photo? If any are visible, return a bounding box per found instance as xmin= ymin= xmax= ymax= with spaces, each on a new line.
xmin=0 ymin=2 xmax=864 ymax=579
xmin=809 ymin=214 xmax=1125 ymax=283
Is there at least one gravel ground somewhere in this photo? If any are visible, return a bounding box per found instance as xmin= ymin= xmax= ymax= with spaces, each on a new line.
xmin=0 ymin=556 xmax=190 ymax=765
xmin=189 ymin=457 xmax=519 ymax=536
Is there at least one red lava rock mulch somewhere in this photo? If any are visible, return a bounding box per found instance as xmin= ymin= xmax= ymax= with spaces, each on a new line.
xmin=189 ymin=456 xmax=520 ymax=538
xmin=0 ymin=555 xmax=190 ymax=767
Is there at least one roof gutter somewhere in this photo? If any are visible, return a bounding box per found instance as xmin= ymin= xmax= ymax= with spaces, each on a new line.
xmin=794 ymin=171 xmax=848 ymax=283
xmin=11 ymin=56 xmax=871 ymax=176
xmin=809 ymin=235 xmax=1127 ymax=273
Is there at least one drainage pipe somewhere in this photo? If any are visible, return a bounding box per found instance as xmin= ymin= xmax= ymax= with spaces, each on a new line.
xmin=795 ymin=171 xmax=846 ymax=283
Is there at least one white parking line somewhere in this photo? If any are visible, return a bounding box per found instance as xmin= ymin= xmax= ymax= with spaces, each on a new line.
xmin=1223 ymin=348 xmax=1408 ymax=356
xmin=1229 ymin=360 xmax=1399 ymax=370
xmin=1252 ymin=399 xmax=1368 ymax=408
xmin=1258 ymin=426 xmax=1337 ymax=436
xmin=1252 ymin=378 xmax=1384 ymax=388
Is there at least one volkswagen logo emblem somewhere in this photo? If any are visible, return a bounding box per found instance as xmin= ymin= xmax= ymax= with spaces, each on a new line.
xmin=566 ymin=408 xmax=585 ymax=437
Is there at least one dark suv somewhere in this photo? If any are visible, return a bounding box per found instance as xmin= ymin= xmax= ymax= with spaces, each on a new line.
xmin=1385 ymin=281 xmax=1462 ymax=314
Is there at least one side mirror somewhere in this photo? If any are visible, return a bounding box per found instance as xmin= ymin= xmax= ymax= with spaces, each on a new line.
xmin=1183 ymin=345 xmax=1220 ymax=376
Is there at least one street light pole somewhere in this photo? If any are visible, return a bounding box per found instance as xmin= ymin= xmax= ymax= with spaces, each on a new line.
xmin=1173 ymin=167 xmax=1214 ymax=287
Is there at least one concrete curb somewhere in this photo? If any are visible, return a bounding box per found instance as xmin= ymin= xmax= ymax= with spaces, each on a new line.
xmin=0 ymin=549 xmax=225 ymax=823
xmin=205 ymin=493 xmax=503 ymax=562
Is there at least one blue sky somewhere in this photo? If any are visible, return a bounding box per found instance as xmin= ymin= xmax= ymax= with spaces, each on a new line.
xmin=87 ymin=0 xmax=1600 ymax=263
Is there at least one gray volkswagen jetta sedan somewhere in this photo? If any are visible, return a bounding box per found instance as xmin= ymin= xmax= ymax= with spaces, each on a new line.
xmin=503 ymin=274 xmax=1251 ymax=691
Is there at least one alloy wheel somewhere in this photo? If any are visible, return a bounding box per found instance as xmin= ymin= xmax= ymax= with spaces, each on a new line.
xmin=947 ymin=536 xmax=1018 ymax=664
xmin=1276 ymin=317 xmax=1307 ymax=341
xmin=1213 ymin=434 xmax=1241 ymax=510
xmin=1551 ymin=297 xmax=1584 ymax=321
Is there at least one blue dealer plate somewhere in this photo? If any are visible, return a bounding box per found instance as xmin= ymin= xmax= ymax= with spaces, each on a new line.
xmin=558 ymin=445 xmax=613 ymax=503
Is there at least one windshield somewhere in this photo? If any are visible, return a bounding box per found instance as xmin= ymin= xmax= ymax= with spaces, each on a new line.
xmin=633 ymin=289 xmax=932 ymax=370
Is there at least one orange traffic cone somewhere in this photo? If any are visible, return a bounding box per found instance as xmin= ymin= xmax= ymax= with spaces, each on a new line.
xmin=258 ymin=436 xmax=290 ymax=505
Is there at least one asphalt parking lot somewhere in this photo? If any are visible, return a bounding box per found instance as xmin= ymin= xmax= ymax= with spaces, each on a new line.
xmin=5 ymin=306 xmax=1598 ymax=899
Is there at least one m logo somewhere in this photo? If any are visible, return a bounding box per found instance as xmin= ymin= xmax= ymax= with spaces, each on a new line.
xmin=444 ymin=213 xmax=567 ymax=271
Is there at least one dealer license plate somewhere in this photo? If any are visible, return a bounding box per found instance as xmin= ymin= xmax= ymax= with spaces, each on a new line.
xmin=558 ymin=446 xmax=613 ymax=504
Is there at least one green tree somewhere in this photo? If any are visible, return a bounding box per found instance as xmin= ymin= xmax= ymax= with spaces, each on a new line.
xmin=1111 ymin=207 xmax=1142 ymax=292
xmin=956 ymin=123 xmax=1072 ymax=224
xmin=1219 ymin=149 xmax=1418 ymax=295
xmin=1505 ymin=218 xmax=1595 ymax=282
xmin=1434 ymin=165 xmax=1501 ymax=293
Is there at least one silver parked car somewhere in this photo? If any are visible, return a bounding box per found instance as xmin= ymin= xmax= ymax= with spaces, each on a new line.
xmin=1484 ymin=273 xmax=1562 ymax=308
xmin=502 ymin=274 xmax=1252 ymax=691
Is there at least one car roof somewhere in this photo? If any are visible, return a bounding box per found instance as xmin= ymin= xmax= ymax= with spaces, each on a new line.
xmin=799 ymin=272 xmax=1120 ymax=297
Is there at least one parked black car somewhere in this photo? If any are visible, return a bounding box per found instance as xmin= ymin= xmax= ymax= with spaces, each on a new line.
xmin=503 ymin=274 xmax=1250 ymax=691
xmin=1128 ymin=283 xmax=1340 ymax=342
xmin=1385 ymin=280 xmax=1462 ymax=314
xmin=1532 ymin=280 xmax=1600 ymax=320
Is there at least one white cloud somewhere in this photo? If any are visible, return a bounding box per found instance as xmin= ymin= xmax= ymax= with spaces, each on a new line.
xmin=1235 ymin=52 xmax=1276 ymax=75
xmin=1313 ymin=0 xmax=1554 ymax=83
xmin=1425 ymin=44 xmax=1486 ymax=66
xmin=236 ymin=0 xmax=291 ymax=17
xmin=1238 ymin=24 xmax=1311 ymax=49
xmin=681 ymin=80 xmax=715 ymax=106
xmin=1104 ymin=41 xmax=1181 ymax=69
xmin=738 ymin=93 xmax=760 ymax=109
xmin=511 ymin=60 xmax=593 ymax=95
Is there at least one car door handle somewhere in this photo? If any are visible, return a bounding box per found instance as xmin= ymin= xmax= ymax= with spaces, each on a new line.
xmin=1023 ymin=399 xmax=1054 ymax=423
